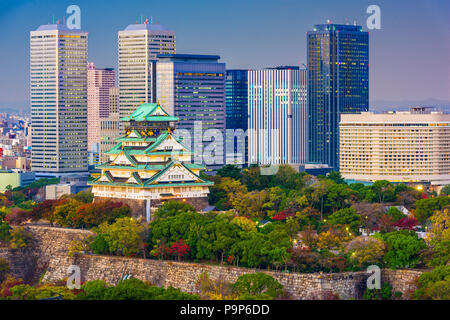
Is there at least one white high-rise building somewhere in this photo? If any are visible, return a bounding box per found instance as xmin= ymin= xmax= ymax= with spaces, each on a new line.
xmin=118 ymin=20 xmax=175 ymax=127
xmin=30 ymin=23 xmax=88 ymax=173
xmin=340 ymin=108 xmax=450 ymax=191
xmin=248 ymin=67 xmax=308 ymax=165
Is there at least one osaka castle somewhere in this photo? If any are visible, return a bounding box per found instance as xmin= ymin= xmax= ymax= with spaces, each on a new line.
xmin=88 ymin=102 xmax=213 ymax=220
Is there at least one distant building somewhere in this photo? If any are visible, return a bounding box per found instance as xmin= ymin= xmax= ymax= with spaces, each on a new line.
xmin=340 ymin=108 xmax=450 ymax=192
xmin=89 ymin=103 xmax=213 ymax=220
xmin=307 ymin=23 xmax=369 ymax=170
xmin=99 ymin=88 xmax=121 ymax=163
xmin=156 ymin=54 xmax=226 ymax=172
xmin=225 ymin=70 xmax=248 ymax=166
xmin=87 ymin=63 xmax=115 ymax=155
xmin=0 ymin=169 xmax=35 ymax=192
xmin=248 ymin=66 xmax=308 ymax=166
xmin=118 ymin=20 xmax=176 ymax=132
xmin=30 ymin=23 xmax=88 ymax=173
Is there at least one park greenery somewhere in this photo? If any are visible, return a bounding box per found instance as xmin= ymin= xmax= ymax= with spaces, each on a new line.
xmin=0 ymin=166 xmax=449 ymax=299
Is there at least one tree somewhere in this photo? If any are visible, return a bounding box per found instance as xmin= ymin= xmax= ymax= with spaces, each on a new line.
xmin=327 ymin=207 xmax=361 ymax=234
xmin=74 ymin=200 xmax=130 ymax=228
xmin=73 ymin=189 xmax=94 ymax=204
xmin=386 ymin=207 xmax=404 ymax=222
xmin=9 ymin=227 xmax=33 ymax=249
xmin=326 ymin=171 xmax=346 ymax=184
xmin=372 ymin=180 xmax=396 ymax=203
xmin=52 ymin=198 xmax=83 ymax=227
xmin=77 ymin=280 xmax=109 ymax=300
xmin=414 ymin=197 xmax=450 ymax=225
xmin=375 ymin=230 xmax=427 ymax=269
xmin=414 ymin=266 xmax=450 ymax=300
xmin=0 ymin=220 xmax=12 ymax=242
xmin=232 ymin=273 xmax=284 ymax=300
xmin=4 ymin=208 xmax=30 ymax=226
xmin=217 ymin=164 xmax=242 ymax=180
xmin=170 ymin=239 xmax=190 ymax=261
xmin=427 ymin=208 xmax=450 ymax=245
xmin=345 ymin=236 xmax=385 ymax=268
xmin=97 ymin=217 xmax=147 ymax=257
xmin=231 ymin=216 xmax=256 ymax=232
xmin=440 ymin=185 xmax=450 ymax=196
xmin=0 ymin=258 xmax=10 ymax=283
xmin=195 ymin=272 xmax=237 ymax=300
xmin=153 ymin=200 xmax=196 ymax=219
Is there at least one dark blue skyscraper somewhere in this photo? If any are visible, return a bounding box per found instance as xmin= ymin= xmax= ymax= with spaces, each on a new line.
xmin=225 ymin=70 xmax=248 ymax=166
xmin=307 ymin=23 xmax=369 ymax=169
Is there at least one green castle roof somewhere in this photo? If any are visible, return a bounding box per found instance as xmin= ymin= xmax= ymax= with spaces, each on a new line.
xmin=120 ymin=103 xmax=179 ymax=122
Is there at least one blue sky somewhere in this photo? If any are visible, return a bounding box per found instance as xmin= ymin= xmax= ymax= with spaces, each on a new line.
xmin=0 ymin=0 xmax=449 ymax=109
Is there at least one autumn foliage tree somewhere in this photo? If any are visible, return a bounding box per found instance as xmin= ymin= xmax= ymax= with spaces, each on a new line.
xmin=169 ymin=239 xmax=190 ymax=261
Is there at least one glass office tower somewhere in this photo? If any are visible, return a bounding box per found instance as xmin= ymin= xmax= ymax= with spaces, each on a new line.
xmin=156 ymin=54 xmax=226 ymax=173
xmin=225 ymin=70 xmax=248 ymax=166
xmin=307 ymin=23 xmax=369 ymax=169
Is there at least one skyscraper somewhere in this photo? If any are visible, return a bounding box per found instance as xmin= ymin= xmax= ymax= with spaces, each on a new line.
xmin=248 ymin=67 xmax=308 ymax=166
xmin=118 ymin=20 xmax=176 ymax=129
xmin=99 ymin=87 xmax=120 ymax=163
xmin=156 ymin=54 xmax=226 ymax=172
xmin=30 ymin=23 xmax=88 ymax=173
xmin=87 ymin=62 xmax=115 ymax=154
xmin=225 ymin=70 xmax=248 ymax=166
xmin=307 ymin=23 xmax=369 ymax=169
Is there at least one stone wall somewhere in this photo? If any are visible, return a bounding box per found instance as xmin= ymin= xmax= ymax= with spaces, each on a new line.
xmin=2 ymin=226 xmax=425 ymax=299
xmin=0 ymin=246 xmax=36 ymax=282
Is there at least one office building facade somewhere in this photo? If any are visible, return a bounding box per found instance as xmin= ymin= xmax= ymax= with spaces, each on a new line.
xmin=225 ymin=70 xmax=248 ymax=166
xmin=307 ymin=23 xmax=369 ymax=169
xmin=30 ymin=24 xmax=88 ymax=173
xmin=87 ymin=63 xmax=115 ymax=154
xmin=118 ymin=20 xmax=176 ymax=129
xmin=99 ymin=88 xmax=120 ymax=163
xmin=248 ymin=67 xmax=308 ymax=166
xmin=156 ymin=54 xmax=226 ymax=172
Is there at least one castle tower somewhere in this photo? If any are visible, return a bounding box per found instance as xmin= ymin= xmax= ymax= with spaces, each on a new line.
xmin=89 ymin=102 xmax=213 ymax=220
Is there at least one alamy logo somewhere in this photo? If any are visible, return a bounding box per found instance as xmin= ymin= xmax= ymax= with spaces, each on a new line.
xmin=366 ymin=265 xmax=381 ymax=290
xmin=66 ymin=5 xmax=81 ymax=30
xmin=366 ymin=5 xmax=381 ymax=30
xmin=67 ymin=265 xmax=81 ymax=289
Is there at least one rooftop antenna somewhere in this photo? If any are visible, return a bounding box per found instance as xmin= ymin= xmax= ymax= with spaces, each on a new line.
xmin=52 ymin=15 xmax=55 ymax=24
xmin=63 ymin=16 xmax=65 ymax=25
xmin=151 ymin=16 xmax=153 ymax=24
xmin=141 ymin=15 xmax=143 ymax=24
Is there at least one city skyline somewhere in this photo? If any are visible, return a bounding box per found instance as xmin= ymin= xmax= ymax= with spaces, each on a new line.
xmin=0 ymin=0 xmax=449 ymax=111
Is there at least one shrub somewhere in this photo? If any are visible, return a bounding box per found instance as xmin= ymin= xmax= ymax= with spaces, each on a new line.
xmin=0 ymin=220 xmax=12 ymax=242
xmin=9 ymin=227 xmax=33 ymax=249
xmin=232 ymin=273 xmax=284 ymax=300
xmin=363 ymin=283 xmax=393 ymax=300
xmin=91 ymin=234 xmax=110 ymax=255
xmin=414 ymin=266 xmax=450 ymax=300
xmin=0 ymin=258 xmax=10 ymax=283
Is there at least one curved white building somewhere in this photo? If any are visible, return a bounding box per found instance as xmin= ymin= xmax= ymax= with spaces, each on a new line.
xmin=340 ymin=108 xmax=450 ymax=191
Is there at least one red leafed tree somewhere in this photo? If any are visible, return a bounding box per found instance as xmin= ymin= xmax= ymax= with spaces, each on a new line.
xmin=0 ymin=276 xmax=23 ymax=298
xmin=272 ymin=210 xmax=296 ymax=221
xmin=393 ymin=216 xmax=418 ymax=230
xmin=170 ymin=239 xmax=190 ymax=261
